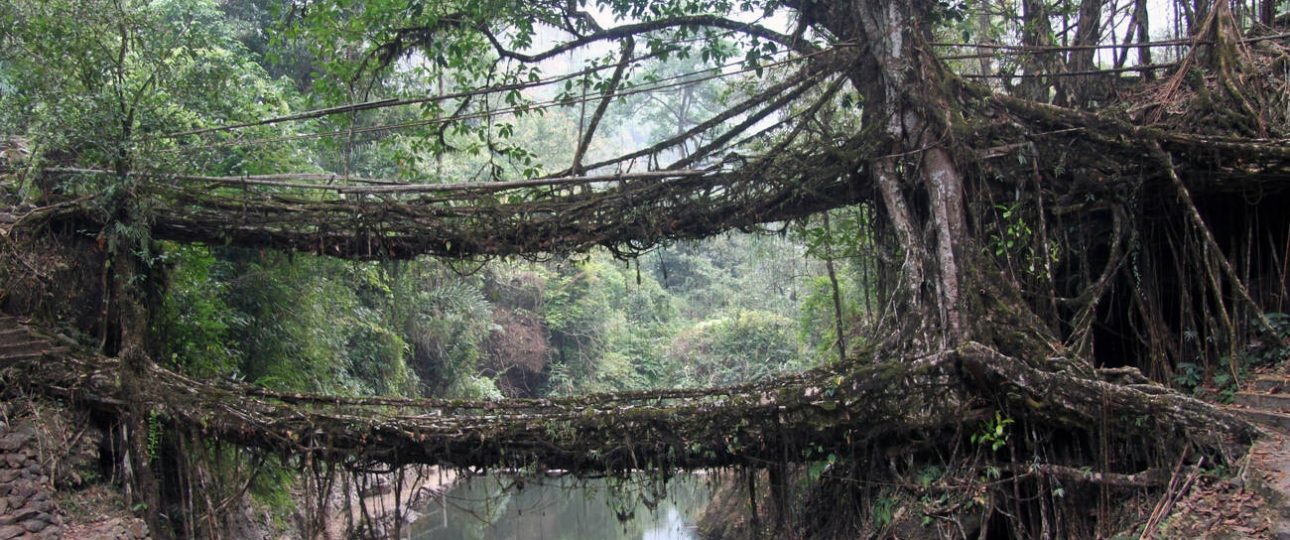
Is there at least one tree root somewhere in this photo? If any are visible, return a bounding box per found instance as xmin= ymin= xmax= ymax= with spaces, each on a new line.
xmin=4 ymin=333 xmax=1255 ymax=478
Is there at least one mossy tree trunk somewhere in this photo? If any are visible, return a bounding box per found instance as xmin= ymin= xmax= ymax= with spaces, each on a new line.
xmin=796 ymin=0 xmax=978 ymax=351
xmin=108 ymin=157 xmax=170 ymax=537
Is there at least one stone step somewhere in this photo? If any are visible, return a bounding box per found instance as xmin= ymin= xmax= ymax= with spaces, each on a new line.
xmin=0 ymin=327 xmax=29 ymax=341
xmin=1237 ymin=408 xmax=1290 ymax=431
xmin=1234 ymin=391 xmax=1290 ymax=413
xmin=1250 ymin=376 xmax=1290 ymax=394
xmin=0 ymin=351 xmax=45 ymax=367
xmin=0 ymin=341 xmax=46 ymax=357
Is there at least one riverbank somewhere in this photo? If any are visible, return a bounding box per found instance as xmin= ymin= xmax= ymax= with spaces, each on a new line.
xmin=321 ymin=467 xmax=457 ymax=539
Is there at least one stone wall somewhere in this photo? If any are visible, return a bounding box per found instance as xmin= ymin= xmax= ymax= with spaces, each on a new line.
xmin=62 ymin=517 xmax=150 ymax=540
xmin=0 ymin=402 xmax=150 ymax=540
xmin=0 ymin=424 xmax=61 ymax=539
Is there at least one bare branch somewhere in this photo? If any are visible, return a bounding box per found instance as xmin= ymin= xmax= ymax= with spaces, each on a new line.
xmin=668 ymin=74 xmax=843 ymax=170
xmin=572 ymin=37 xmax=635 ymax=175
xmin=555 ymin=48 xmax=849 ymax=176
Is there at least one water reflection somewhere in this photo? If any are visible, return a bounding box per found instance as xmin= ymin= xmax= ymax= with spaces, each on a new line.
xmin=408 ymin=474 xmax=710 ymax=540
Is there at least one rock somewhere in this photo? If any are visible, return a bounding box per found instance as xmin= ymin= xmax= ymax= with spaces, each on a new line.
xmin=0 ymin=433 xmax=31 ymax=452
xmin=10 ymin=482 xmax=35 ymax=499
xmin=9 ymin=508 xmax=41 ymax=522
xmin=0 ymin=470 xmax=18 ymax=483
xmin=0 ymin=525 xmax=24 ymax=540
xmin=21 ymin=518 xmax=48 ymax=532
xmin=126 ymin=518 xmax=147 ymax=538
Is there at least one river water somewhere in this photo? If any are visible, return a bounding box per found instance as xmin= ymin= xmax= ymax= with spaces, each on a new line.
xmin=406 ymin=474 xmax=711 ymax=540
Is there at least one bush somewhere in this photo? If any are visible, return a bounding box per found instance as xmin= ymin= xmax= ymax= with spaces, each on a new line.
xmin=667 ymin=310 xmax=803 ymax=387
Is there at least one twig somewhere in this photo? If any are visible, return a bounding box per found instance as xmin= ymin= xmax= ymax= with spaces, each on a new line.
xmin=571 ymin=38 xmax=635 ymax=175
xmin=1139 ymin=455 xmax=1202 ymax=539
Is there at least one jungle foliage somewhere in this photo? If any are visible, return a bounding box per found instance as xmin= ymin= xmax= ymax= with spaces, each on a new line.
xmin=0 ymin=0 xmax=859 ymax=402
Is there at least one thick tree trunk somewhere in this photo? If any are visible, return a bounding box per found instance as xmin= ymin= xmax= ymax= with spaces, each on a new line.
xmin=1021 ymin=0 xmax=1059 ymax=102
xmin=112 ymin=248 xmax=169 ymax=539
xmin=919 ymin=141 xmax=967 ymax=342
xmin=824 ymin=0 xmax=973 ymax=347
xmin=1259 ymin=0 xmax=1275 ymax=25
xmin=106 ymin=159 xmax=169 ymax=537
xmin=1134 ymin=0 xmax=1154 ymax=81
xmin=1065 ymin=0 xmax=1104 ymax=105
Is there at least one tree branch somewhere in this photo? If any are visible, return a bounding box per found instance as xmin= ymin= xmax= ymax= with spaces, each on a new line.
xmin=669 ymin=74 xmax=842 ymax=170
xmin=554 ymin=49 xmax=847 ymax=176
xmin=572 ymin=37 xmax=635 ymax=175
xmin=479 ymin=14 xmax=820 ymax=64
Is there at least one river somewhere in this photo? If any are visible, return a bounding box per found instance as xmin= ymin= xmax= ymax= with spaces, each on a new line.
xmin=406 ymin=474 xmax=712 ymax=540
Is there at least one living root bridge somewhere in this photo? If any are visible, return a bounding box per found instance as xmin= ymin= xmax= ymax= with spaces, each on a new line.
xmin=34 ymin=134 xmax=873 ymax=260
xmin=13 ymin=331 xmax=1255 ymax=475
xmin=17 ymin=92 xmax=1287 ymax=266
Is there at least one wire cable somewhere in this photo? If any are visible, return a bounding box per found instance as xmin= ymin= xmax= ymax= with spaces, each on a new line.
xmin=162 ymin=46 xmax=848 ymax=153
